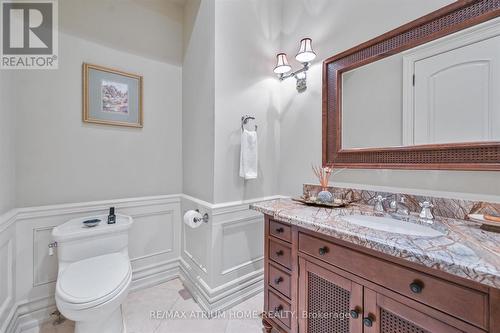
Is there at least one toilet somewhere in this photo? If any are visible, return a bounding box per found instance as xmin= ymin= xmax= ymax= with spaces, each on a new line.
xmin=52 ymin=214 xmax=133 ymax=333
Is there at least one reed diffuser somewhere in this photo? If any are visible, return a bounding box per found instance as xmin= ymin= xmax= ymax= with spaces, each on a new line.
xmin=312 ymin=165 xmax=333 ymax=203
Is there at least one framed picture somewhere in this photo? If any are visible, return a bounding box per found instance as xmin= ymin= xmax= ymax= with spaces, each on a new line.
xmin=83 ymin=63 xmax=143 ymax=128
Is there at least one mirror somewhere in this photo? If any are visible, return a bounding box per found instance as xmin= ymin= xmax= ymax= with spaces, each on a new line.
xmin=323 ymin=1 xmax=500 ymax=171
xmin=341 ymin=18 xmax=500 ymax=150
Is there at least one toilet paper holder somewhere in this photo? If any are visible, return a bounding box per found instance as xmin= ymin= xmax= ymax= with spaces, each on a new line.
xmin=194 ymin=209 xmax=209 ymax=224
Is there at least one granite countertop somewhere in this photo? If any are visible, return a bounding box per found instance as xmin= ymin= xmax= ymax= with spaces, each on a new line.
xmin=250 ymin=198 xmax=500 ymax=288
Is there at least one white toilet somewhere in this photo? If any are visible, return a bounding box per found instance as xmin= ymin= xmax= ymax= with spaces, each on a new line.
xmin=52 ymin=214 xmax=133 ymax=333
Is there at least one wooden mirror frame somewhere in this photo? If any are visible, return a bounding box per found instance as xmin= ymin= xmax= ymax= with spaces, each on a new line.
xmin=323 ymin=0 xmax=500 ymax=171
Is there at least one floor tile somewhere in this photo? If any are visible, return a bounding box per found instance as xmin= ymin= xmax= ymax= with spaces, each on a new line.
xmin=27 ymin=320 xmax=75 ymax=333
xmin=25 ymin=279 xmax=265 ymax=333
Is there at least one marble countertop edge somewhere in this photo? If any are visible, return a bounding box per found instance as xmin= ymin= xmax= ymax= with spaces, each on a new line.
xmin=250 ymin=199 xmax=500 ymax=289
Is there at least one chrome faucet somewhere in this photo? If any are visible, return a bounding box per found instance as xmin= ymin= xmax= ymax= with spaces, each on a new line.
xmin=390 ymin=195 xmax=410 ymax=216
xmin=419 ymin=201 xmax=434 ymax=220
xmin=373 ymin=195 xmax=387 ymax=213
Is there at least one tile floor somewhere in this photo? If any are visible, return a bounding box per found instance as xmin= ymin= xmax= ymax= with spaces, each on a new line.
xmin=28 ymin=279 xmax=265 ymax=333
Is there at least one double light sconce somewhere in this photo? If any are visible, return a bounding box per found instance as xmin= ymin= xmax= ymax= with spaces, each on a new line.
xmin=273 ymin=38 xmax=316 ymax=92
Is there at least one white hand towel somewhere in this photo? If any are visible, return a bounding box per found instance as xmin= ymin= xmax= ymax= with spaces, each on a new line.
xmin=239 ymin=129 xmax=258 ymax=180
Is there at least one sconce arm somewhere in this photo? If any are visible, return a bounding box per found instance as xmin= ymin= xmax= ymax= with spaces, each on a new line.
xmin=278 ymin=63 xmax=310 ymax=81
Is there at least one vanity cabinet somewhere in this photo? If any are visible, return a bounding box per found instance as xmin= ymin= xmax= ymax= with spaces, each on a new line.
xmin=298 ymin=259 xmax=363 ymax=333
xmin=262 ymin=215 xmax=498 ymax=333
xmin=362 ymin=288 xmax=466 ymax=333
xmin=298 ymin=259 xmax=466 ymax=333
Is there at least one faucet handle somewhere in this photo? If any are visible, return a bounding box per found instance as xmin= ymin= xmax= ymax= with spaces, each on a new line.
xmin=419 ymin=201 xmax=434 ymax=208
xmin=373 ymin=195 xmax=386 ymax=213
xmin=390 ymin=195 xmax=404 ymax=209
xmin=419 ymin=201 xmax=434 ymax=220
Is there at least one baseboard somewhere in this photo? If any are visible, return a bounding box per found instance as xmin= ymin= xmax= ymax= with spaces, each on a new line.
xmin=4 ymin=295 xmax=56 ymax=333
xmin=178 ymin=258 xmax=263 ymax=316
xmin=130 ymin=258 xmax=181 ymax=292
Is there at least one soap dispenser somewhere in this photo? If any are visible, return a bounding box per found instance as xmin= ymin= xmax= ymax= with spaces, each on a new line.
xmin=108 ymin=207 xmax=116 ymax=224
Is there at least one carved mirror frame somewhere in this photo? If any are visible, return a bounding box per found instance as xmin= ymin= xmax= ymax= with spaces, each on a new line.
xmin=323 ymin=0 xmax=500 ymax=170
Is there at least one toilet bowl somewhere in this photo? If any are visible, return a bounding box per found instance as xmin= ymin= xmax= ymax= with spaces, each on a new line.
xmin=52 ymin=214 xmax=133 ymax=333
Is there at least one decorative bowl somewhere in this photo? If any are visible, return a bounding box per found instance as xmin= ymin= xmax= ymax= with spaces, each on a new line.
xmin=82 ymin=218 xmax=101 ymax=228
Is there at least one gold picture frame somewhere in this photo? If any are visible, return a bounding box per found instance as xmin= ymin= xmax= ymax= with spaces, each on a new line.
xmin=83 ymin=63 xmax=143 ymax=128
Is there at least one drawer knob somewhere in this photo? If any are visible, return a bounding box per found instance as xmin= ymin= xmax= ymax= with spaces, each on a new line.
xmin=318 ymin=246 xmax=329 ymax=256
xmin=276 ymin=227 xmax=284 ymax=234
xmin=363 ymin=317 xmax=373 ymax=327
xmin=274 ymin=305 xmax=283 ymax=313
xmin=275 ymin=250 xmax=284 ymax=256
xmin=274 ymin=277 xmax=284 ymax=285
xmin=410 ymin=281 xmax=423 ymax=294
xmin=350 ymin=309 xmax=360 ymax=319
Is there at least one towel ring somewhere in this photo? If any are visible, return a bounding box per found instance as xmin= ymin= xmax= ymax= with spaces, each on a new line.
xmin=241 ymin=115 xmax=257 ymax=131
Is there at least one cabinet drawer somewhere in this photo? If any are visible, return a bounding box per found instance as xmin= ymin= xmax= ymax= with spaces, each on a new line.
xmin=269 ymin=238 xmax=292 ymax=270
xmin=269 ymin=220 xmax=292 ymax=243
xmin=268 ymin=290 xmax=291 ymax=329
xmin=298 ymin=232 xmax=488 ymax=328
xmin=269 ymin=263 xmax=291 ymax=299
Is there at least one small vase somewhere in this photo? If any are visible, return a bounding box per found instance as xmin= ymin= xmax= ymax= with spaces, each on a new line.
xmin=317 ymin=188 xmax=333 ymax=203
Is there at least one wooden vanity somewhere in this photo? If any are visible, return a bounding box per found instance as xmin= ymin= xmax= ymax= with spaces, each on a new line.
xmin=257 ymin=1 xmax=500 ymax=331
xmin=260 ymin=214 xmax=500 ymax=333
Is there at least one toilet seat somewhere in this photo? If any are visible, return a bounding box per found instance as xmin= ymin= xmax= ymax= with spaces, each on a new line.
xmin=56 ymin=253 xmax=131 ymax=310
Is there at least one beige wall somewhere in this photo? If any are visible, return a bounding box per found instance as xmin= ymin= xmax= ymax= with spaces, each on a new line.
xmin=213 ymin=0 xmax=282 ymax=203
xmin=13 ymin=0 xmax=184 ymax=207
xmin=0 ymin=71 xmax=16 ymax=215
xmin=182 ymin=0 xmax=216 ymax=202
xmin=183 ymin=0 xmax=282 ymax=204
xmin=60 ymin=0 xmax=184 ymax=66
xmin=278 ymin=0 xmax=500 ymax=200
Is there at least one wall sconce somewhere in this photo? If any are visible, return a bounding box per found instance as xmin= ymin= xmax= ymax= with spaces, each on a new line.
xmin=273 ymin=38 xmax=316 ymax=92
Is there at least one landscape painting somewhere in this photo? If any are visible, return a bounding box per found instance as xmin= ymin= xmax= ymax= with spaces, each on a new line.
xmin=83 ymin=63 xmax=143 ymax=128
xmin=101 ymin=80 xmax=129 ymax=114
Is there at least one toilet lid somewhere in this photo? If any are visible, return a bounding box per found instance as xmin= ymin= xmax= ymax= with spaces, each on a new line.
xmin=57 ymin=253 xmax=131 ymax=305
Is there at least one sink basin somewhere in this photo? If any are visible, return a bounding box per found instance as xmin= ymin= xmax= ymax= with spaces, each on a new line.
xmin=342 ymin=215 xmax=444 ymax=237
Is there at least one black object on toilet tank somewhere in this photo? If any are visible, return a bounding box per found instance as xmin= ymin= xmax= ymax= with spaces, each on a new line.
xmin=108 ymin=207 xmax=116 ymax=224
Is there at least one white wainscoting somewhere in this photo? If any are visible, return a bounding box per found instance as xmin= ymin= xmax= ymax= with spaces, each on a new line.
xmin=0 ymin=194 xmax=280 ymax=333
xmin=0 ymin=210 xmax=17 ymax=333
xmin=0 ymin=223 xmax=15 ymax=333
xmin=1 ymin=195 xmax=182 ymax=333
xmin=180 ymin=195 xmax=282 ymax=314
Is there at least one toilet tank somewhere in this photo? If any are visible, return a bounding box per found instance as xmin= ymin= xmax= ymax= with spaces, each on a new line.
xmin=52 ymin=214 xmax=133 ymax=268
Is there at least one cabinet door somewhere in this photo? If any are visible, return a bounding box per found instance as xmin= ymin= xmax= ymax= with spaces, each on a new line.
xmin=362 ymin=288 xmax=464 ymax=333
xmin=298 ymin=258 xmax=363 ymax=333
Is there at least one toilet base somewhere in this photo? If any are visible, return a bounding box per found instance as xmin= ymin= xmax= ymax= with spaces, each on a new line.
xmin=75 ymin=305 xmax=125 ymax=333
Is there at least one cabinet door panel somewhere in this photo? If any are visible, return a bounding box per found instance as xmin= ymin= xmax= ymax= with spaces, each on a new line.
xmin=298 ymin=232 xmax=487 ymax=328
xmin=363 ymin=288 xmax=464 ymax=333
xmin=298 ymin=258 xmax=363 ymax=333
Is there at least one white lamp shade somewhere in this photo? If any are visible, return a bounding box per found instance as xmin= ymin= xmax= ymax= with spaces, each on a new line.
xmin=296 ymin=38 xmax=316 ymax=63
xmin=273 ymin=53 xmax=292 ymax=74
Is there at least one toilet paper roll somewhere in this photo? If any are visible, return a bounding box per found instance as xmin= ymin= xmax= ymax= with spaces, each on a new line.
xmin=183 ymin=210 xmax=203 ymax=229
